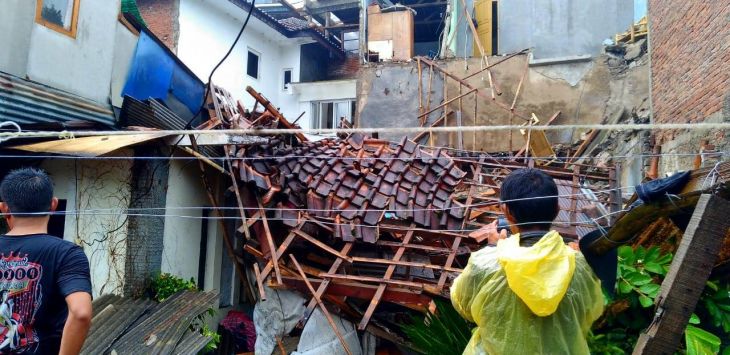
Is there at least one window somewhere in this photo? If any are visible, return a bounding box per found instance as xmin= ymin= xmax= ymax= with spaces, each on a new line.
xmin=247 ymin=49 xmax=260 ymax=79
xmin=35 ymin=0 xmax=80 ymax=38
xmin=283 ymin=69 xmax=292 ymax=90
xmin=311 ymin=100 xmax=356 ymax=130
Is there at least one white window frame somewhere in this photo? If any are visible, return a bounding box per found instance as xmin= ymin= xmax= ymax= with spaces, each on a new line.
xmin=246 ymin=48 xmax=261 ymax=80
xmin=311 ymin=99 xmax=356 ymax=132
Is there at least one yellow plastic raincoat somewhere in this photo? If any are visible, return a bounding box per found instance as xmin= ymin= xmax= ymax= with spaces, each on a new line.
xmin=451 ymin=231 xmax=604 ymax=355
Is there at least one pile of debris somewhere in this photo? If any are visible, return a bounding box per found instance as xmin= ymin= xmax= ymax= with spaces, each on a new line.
xmin=185 ymin=84 xmax=619 ymax=351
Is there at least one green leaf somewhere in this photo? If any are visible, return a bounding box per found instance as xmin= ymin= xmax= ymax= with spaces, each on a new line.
xmin=706 ymin=280 xmax=719 ymax=292
xmin=655 ymin=253 xmax=673 ymax=265
xmin=618 ymin=246 xmax=635 ymax=264
xmin=644 ymin=262 xmax=665 ymax=275
xmin=618 ymin=280 xmax=633 ymax=294
xmin=685 ymin=325 xmax=720 ymax=355
xmin=645 ymin=247 xmax=660 ymax=263
xmin=639 ymin=295 xmax=654 ymax=308
xmin=689 ymin=313 xmax=701 ymax=325
xmin=639 ymin=283 xmax=661 ymax=296
xmin=635 ymin=247 xmax=646 ymax=262
xmin=722 ymin=345 xmax=730 ymax=355
xmin=629 ymin=273 xmax=653 ymax=286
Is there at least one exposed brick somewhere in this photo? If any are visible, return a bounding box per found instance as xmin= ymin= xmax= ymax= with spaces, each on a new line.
xmin=124 ymin=147 xmax=170 ymax=297
xmin=649 ymin=1 xmax=730 ymax=159
xmin=137 ymin=0 xmax=180 ymax=52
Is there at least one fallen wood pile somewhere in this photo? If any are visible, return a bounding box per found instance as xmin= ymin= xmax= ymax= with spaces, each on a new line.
xmin=190 ymin=84 xmax=618 ymax=342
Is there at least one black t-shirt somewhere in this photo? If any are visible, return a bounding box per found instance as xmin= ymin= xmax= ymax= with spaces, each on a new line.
xmin=0 ymin=234 xmax=92 ymax=354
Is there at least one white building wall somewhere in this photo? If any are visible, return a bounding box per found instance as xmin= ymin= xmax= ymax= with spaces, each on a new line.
xmin=41 ymin=153 xmax=134 ymax=297
xmin=25 ymin=0 xmax=120 ymax=103
xmin=0 ymin=0 xmax=35 ymax=77
xmin=290 ymin=79 xmax=357 ymax=130
xmin=161 ymin=157 xmax=208 ymax=281
xmin=178 ymin=0 xmax=305 ymax=118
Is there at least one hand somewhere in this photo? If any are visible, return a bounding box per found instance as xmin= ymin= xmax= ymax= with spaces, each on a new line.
xmin=469 ymin=220 xmax=508 ymax=245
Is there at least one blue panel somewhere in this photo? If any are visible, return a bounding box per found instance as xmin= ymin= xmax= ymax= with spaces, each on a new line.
xmin=122 ymin=31 xmax=174 ymax=101
xmin=170 ymin=65 xmax=206 ymax=114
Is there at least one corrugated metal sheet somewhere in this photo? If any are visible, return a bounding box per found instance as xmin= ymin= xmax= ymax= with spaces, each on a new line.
xmin=81 ymin=291 xmax=219 ymax=355
xmin=0 ymin=72 xmax=115 ymax=127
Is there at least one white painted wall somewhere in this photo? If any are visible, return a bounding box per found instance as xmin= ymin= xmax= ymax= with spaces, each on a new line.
xmin=290 ymin=79 xmax=357 ymax=129
xmin=177 ymin=0 xmax=305 ymax=118
xmin=0 ymin=0 xmax=35 ymax=77
xmin=161 ymin=157 xmax=208 ymax=281
xmin=41 ymin=152 xmax=134 ymax=297
xmin=110 ymin=22 xmax=140 ymax=108
xmin=26 ymin=0 xmax=120 ymax=103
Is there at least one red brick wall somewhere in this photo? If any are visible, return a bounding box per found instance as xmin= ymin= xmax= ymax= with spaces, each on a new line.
xmin=328 ymin=55 xmax=360 ymax=80
xmin=137 ymin=0 xmax=180 ymax=52
xmin=648 ymin=1 xmax=729 ymax=129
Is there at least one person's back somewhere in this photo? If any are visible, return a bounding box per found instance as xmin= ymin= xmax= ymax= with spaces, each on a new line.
xmin=451 ymin=169 xmax=604 ymax=354
xmin=452 ymin=232 xmax=603 ymax=354
xmin=0 ymin=168 xmax=92 ymax=354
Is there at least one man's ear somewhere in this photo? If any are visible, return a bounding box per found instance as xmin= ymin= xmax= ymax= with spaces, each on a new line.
xmin=50 ymin=197 xmax=59 ymax=212
xmin=0 ymin=202 xmax=8 ymax=215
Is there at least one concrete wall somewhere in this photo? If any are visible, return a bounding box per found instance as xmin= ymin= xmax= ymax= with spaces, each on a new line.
xmin=358 ymin=54 xmax=649 ymax=152
xmin=26 ymin=0 xmax=120 ymax=103
xmin=499 ymin=0 xmax=634 ymax=59
xmin=41 ymin=153 xmax=134 ymax=297
xmin=0 ymin=0 xmax=120 ymax=104
xmin=177 ymin=0 xmax=303 ymax=119
xmin=0 ymin=0 xmax=35 ymax=77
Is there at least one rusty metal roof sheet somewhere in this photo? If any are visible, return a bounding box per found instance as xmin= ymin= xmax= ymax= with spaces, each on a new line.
xmin=81 ymin=291 xmax=218 ymax=355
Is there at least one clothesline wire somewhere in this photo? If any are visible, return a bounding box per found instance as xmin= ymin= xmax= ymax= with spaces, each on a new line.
xmin=0 ymin=122 xmax=729 ymax=140
xmin=0 ymin=184 xmax=640 ymax=215
xmin=0 ymin=151 xmax=722 ymax=161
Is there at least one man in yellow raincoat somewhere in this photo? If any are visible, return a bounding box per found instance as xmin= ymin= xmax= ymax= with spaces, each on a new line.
xmin=451 ymin=169 xmax=604 ymax=354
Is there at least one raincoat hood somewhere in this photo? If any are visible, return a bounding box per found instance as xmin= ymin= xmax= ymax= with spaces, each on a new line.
xmin=496 ymin=231 xmax=576 ymax=316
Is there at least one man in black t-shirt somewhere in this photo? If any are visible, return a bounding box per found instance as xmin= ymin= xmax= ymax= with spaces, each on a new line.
xmin=0 ymin=168 xmax=92 ymax=354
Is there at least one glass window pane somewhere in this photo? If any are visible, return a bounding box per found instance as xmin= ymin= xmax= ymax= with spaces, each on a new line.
xmin=247 ymin=51 xmax=259 ymax=78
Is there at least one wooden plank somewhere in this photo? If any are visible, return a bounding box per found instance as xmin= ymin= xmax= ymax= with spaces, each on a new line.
xmin=321 ymin=273 xmax=424 ymax=289
xmin=257 ymin=231 xmax=298 ymax=282
xmin=301 ymin=242 xmax=354 ymax=325
xmin=292 ymin=229 xmax=353 ymax=262
xmin=224 ymin=146 xmax=251 ymax=240
xmin=412 ymin=110 xmax=453 ymax=143
xmin=417 ymin=88 xmax=476 ymax=120
xmin=188 ymin=135 xmax=255 ymax=303
xmin=257 ymin=197 xmax=282 ymax=284
xmin=358 ymin=228 xmax=416 ymax=330
xmin=252 ymin=263 xmax=266 ymax=301
xmin=351 ymin=256 xmax=463 ymax=272
xmin=417 ymin=57 xmax=529 ymax=122
xmin=633 ymin=195 xmax=730 ymax=355
xmin=417 ymin=59 xmax=423 ymax=116
xmin=458 ymin=0 xmax=497 ymax=98
xmin=564 ymin=129 xmax=599 ymax=168
xmin=245 ymin=86 xmax=308 ymax=142
xmin=290 ymin=256 xmax=353 ymax=355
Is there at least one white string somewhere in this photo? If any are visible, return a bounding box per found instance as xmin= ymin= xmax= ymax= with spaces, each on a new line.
xmin=1 ymin=122 xmax=729 ymax=139
xmin=0 ymin=184 xmax=637 ymax=217
xmin=0 ymin=152 xmax=721 ymax=162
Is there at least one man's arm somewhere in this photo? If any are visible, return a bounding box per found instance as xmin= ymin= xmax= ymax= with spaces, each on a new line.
xmin=60 ymin=291 xmax=92 ymax=355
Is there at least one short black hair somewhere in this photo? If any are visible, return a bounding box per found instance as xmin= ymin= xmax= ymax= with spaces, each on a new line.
xmin=500 ymin=168 xmax=559 ymax=230
xmin=0 ymin=167 xmax=54 ymax=216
